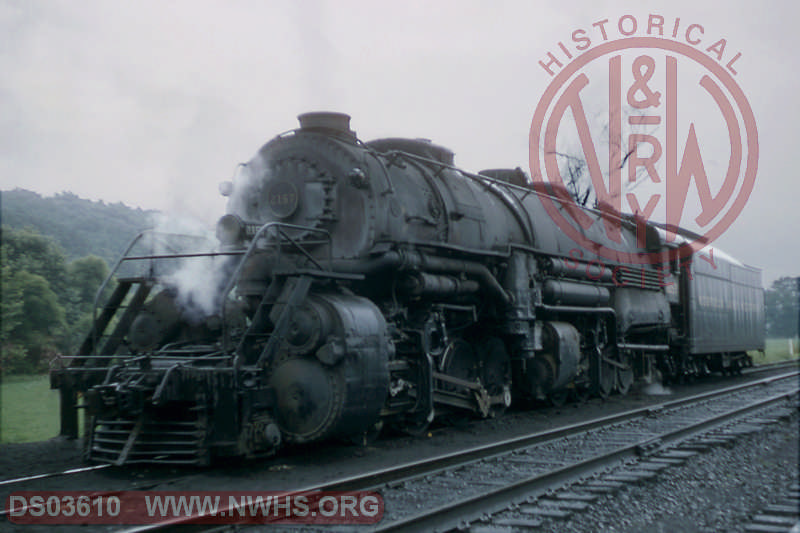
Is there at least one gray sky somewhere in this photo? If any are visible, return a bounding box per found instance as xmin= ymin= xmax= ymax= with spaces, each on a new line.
xmin=1 ymin=0 xmax=798 ymax=285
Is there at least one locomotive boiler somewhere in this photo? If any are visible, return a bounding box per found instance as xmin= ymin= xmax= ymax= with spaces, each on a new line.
xmin=51 ymin=112 xmax=765 ymax=465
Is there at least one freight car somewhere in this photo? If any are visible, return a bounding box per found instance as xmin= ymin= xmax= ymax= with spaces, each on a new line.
xmin=50 ymin=113 xmax=765 ymax=465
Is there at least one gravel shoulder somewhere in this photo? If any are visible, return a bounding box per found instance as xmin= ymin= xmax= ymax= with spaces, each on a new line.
xmin=538 ymin=409 xmax=800 ymax=533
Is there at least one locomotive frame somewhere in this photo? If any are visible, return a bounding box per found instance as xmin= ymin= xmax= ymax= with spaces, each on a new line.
xmin=50 ymin=112 xmax=765 ymax=465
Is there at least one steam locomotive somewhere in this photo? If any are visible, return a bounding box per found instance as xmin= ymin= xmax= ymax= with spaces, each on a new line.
xmin=51 ymin=112 xmax=765 ymax=465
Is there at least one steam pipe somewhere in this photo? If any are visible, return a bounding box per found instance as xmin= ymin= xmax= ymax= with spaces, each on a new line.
xmin=543 ymin=257 xmax=614 ymax=283
xmin=536 ymin=305 xmax=617 ymax=316
xmin=333 ymin=250 xmax=511 ymax=305
xmin=617 ymin=343 xmax=670 ymax=352
xmin=400 ymin=272 xmax=481 ymax=297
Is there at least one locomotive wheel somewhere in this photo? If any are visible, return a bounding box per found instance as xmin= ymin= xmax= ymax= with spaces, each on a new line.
xmin=683 ymin=357 xmax=698 ymax=383
xmin=439 ymin=339 xmax=481 ymax=420
xmin=698 ymin=359 xmax=711 ymax=377
xmin=591 ymin=350 xmax=616 ymax=399
xmin=479 ymin=337 xmax=512 ymax=418
xmin=438 ymin=339 xmax=481 ymax=429
xmin=597 ymin=361 xmax=616 ymax=399
xmin=548 ymin=389 xmax=570 ymax=407
xmin=616 ymin=366 xmax=633 ymax=395
xmin=575 ymin=384 xmax=592 ymax=404
xmin=350 ymin=420 xmax=383 ymax=446
xmin=402 ymin=412 xmax=433 ymax=436
xmin=591 ymin=320 xmax=615 ymax=399
xmin=441 ymin=339 xmax=480 ymax=390
xmin=269 ymin=356 xmax=345 ymax=443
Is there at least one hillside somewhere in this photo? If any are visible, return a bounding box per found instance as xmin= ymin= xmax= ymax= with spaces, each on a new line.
xmin=1 ymin=189 xmax=156 ymax=266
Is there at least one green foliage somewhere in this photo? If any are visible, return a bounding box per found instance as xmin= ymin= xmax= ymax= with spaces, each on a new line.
xmin=67 ymin=255 xmax=110 ymax=308
xmin=1 ymin=269 xmax=65 ymax=373
xmin=1 ymin=225 xmax=112 ymax=374
xmin=10 ymin=270 xmax=65 ymax=337
xmin=0 ymin=343 xmax=30 ymax=376
xmin=1 ymin=225 xmax=68 ymax=298
xmin=0 ymin=189 xmax=152 ymax=374
xmin=765 ymin=277 xmax=800 ymax=338
xmin=1 ymin=189 xmax=154 ymax=266
xmin=1 ymin=262 xmax=23 ymax=338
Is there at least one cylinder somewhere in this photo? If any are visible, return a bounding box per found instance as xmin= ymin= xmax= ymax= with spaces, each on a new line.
xmin=268 ymin=293 xmax=389 ymax=444
xmin=542 ymin=279 xmax=610 ymax=307
xmin=400 ymin=272 xmax=480 ymax=297
xmin=544 ymin=257 xmax=613 ymax=283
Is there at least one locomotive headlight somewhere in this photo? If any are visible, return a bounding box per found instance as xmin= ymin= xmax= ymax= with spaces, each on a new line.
xmin=216 ymin=214 xmax=246 ymax=245
xmin=219 ymin=180 xmax=233 ymax=197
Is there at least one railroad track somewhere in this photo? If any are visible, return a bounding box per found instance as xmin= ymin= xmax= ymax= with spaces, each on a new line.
xmin=2 ymin=362 xmax=795 ymax=530
xmin=106 ymin=369 xmax=797 ymax=532
xmin=0 ymin=464 xmax=111 ymax=488
xmin=742 ymin=359 xmax=799 ymax=378
xmin=373 ymin=373 xmax=798 ymax=532
xmin=1 ymin=359 xmax=793 ymax=494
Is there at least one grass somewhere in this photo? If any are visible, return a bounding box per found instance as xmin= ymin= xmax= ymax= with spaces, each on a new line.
xmin=1 ymin=373 xmax=60 ymax=444
xmin=755 ymin=337 xmax=800 ymax=364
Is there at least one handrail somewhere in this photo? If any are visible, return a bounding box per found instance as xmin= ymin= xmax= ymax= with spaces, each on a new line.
xmin=86 ymin=230 xmax=219 ymax=356
xmin=220 ymin=222 xmax=332 ymax=348
xmin=83 ymin=224 xmax=331 ymax=358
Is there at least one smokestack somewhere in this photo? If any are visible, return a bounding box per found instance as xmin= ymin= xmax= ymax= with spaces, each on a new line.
xmin=297 ymin=112 xmax=356 ymax=141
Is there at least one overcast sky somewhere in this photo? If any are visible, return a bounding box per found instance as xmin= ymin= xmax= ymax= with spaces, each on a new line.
xmin=1 ymin=0 xmax=798 ymax=284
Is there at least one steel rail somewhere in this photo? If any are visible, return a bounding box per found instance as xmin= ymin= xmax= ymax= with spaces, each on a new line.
xmin=305 ymin=370 xmax=799 ymax=492
xmin=0 ymin=464 xmax=111 ymax=488
xmin=745 ymin=359 xmax=799 ymax=374
xmin=113 ymin=370 xmax=798 ymax=533
xmin=9 ymin=364 xmax=798 ymax=488
xmin=375 ymin=386 xmax=799 ymax=532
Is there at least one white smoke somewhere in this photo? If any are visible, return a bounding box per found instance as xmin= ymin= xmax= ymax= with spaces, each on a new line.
xmin=166 ymin=253 xmax=232 ymax=322
xmin=137 ymin=155 xmax=267 ymax=323
xmin=146 ymin=212 xmax=230 ymax=322
xmin=148 ymin=212 xmax=214 ymax=241
xmin=225 ymin=157 xmax=270 ymax=222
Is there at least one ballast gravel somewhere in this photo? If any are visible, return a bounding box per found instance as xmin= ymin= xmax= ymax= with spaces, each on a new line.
xmin=535 ymin=410 xmax=799 ymax=533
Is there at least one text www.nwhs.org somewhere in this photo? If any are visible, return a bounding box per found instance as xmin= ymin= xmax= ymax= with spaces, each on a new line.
xmin=145 ymin=493 xmax=381 ymax=519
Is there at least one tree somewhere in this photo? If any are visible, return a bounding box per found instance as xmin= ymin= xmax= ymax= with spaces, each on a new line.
xmin=67 ymin=255 xmax=110 ymax=309
xmin=765 ymin=277 xmax=800 ymax=338
xmin=2 ymin=188 xmax=154 ymax=266
xmin=1 ymin=262 xmax=28 ymax=373
xmin=1 ymin=263 xmax=23 ymax=338
xmin=1 ymin=226 xmax=68 ymax=299
xmin=1 ymin=227 xmax=114 ymax=372
xmin=1 ymin=270 xmax=65 ymax=373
